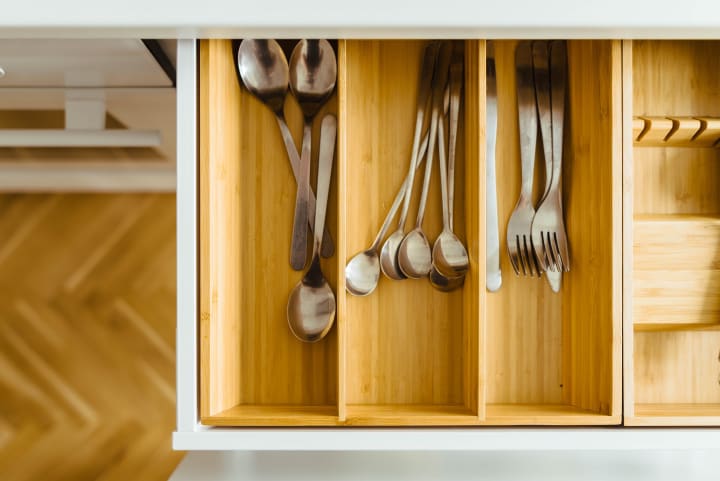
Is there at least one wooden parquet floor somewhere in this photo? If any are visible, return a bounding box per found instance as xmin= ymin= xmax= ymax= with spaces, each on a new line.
xmin=0 ymin=194 xmax=183 ymax=481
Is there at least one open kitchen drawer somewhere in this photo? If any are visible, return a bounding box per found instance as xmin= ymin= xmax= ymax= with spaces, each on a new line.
xmin=197 ymin=39 xmax=621 ymax=427
xmin=624 ymin=40 xmax=720 ymax=426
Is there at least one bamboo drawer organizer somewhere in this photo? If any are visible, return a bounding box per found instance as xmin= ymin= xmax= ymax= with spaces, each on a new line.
xmin=625 ymin=40 xmax=720 ymax=426
xmin=199 ymin=38 xmax=719 ymax=427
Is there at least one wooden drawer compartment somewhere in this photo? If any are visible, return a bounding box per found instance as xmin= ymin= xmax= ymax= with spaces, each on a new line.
xmin=625 ymin=40 xmax=720 ymax=425
xmin=198 ymin=39 xmax=621 ymax=426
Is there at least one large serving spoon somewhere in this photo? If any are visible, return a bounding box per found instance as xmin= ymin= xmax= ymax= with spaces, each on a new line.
xmin=432 ymin=59 xmax=469 ymax=280
xmin=287 ymin=115 xmax=337 ymax=342
xmin=288 ymin=39 xmax=337 ymax=271
xmin=398 ymin=41 xmax=453 ymax=279
xmin=344 ymin=133 xmax=431 ymax=296
xmin=236 ymin=39 xmax=334 ymax=260
xmin=379 ymin=42 xmax=440 ymax=281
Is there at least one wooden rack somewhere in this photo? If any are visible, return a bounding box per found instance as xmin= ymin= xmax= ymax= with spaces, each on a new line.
xmin=625 ymin=40 xmax=720 ymax=426
xmin=198 ymin=39 xmax=622 ymax=427
xmin=633 ymin=116 xmax=720 ymax=147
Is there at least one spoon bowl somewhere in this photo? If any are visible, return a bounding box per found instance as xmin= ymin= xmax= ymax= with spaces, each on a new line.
xmin=237 ymin=39 xmax=289 ymax=112
xmin=286 ymin=114 xmax=337 ymax=342
xmin=289 ymin=40 xmax=337 ymax=118
xmin=379 ymin=230 xmax=406 ymax=280
xmin=287 ymin=274 xmax=336 ymax=342
xmin=429 ymin=266 xmax=465 ymax=292
xmin=398 ymin=228 xmax=432 ymax=278
xmin=345 ymin=250 xmax=381 ymax=296
xmin=432 ymin=231 xmax=470 ymax=278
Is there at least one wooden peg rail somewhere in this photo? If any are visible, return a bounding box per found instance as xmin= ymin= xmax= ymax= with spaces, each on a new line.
xmin=634 ymin=116 xmax=720 ymax=147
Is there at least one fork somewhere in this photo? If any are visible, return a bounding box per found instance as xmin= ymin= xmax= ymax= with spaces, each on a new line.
xmin=531 ymin=40 xmax=570 ymax=273
xmin=532 ymin=40 xmax=562 ymax=292
xmin=507 ymin=41 xmax=541 ymax=277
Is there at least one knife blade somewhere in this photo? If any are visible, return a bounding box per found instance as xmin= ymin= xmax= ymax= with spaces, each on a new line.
xmin=486 ymin=41 xmax=502 ymax=292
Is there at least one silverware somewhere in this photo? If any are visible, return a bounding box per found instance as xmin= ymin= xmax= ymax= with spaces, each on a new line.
xmin=345 ymin=133 xmax=431 ymax=296
xmin=485 ymin=41 xmax=502 ymax=292
xmin=432 ymin=53 xmax=469 ymax=280
xmin=398 ymin=41 xmax=453 ymax=279
xmin=531 ymin=40 xmax=570 ymax=274
xmin=429 ymin=77 xmax=466 ymax=292
xmin=380 ymin=42 xmax=439 ymax=281
xmin=236 ymin=39 xmax=334 ymax=261
xmin=507 ymin=41 xmax=541 ymax=277
xmin=287 ymin=114 xmax=337 ymax=342
xmin=288 ymin=39 xmax=337 ymax=271
xmin=532 ymin=40 xmax=562 ymax=292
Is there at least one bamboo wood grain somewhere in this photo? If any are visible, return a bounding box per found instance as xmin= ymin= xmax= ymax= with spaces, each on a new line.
xmin=694 ymin=117 xmax=720 ymax=145
xmin=627 ymin=40 xmax=720 ymax=424
xmin=634 ymin=330 xmax=720 ymax=409
xmin=199 ymin=40 xmax=338 ymax=425
xmin=485 ymin=40 xmax=621 ymax=423
xmin=632 ymin=116 xmax=720 ymax=147
xmin=628 ymin=404 xmax=720 ymax=426
xmin=633 ymin=215 xmax=720 ymax=329
xmin=668 ymin=117 xmax=703 ymax=143
xmin=622 ymin=39 xmax=636 ymax=420
xmin=340 ymin=40 xmax=480 ymax=420
xmin=637 ymin=116 xmax=673 ymax=143
xmin=199 ymin=39 xmax=621 ymax=426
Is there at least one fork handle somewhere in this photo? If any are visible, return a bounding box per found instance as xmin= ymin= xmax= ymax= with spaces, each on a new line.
xmin=549 ymin=40 xmax=567 ymax=192
xmin=516 ymin=41 xmax=538 ymax=200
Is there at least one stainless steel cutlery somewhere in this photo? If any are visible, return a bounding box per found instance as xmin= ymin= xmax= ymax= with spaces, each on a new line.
xmin=507 ymin=40 xmax=570 ymax=290
xmin=486 ymin=41 xmax=502 ymax=292
xmin=346 ymin=40 xmax=469 ymax=296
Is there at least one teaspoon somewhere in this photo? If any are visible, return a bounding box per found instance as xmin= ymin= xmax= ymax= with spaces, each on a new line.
xmin=287 ymin=115 xmax=337 ymax=342
xmin=379 ymin=42 xmax=440 ymax=281
xmin=288 ymin=39 xmax=337 ymax=270
xmin=345 ymin=133 xmax=431 ymax=296
xmin=398 ymin=42 xmax=453 ymax=279
xmin=236 ymin=39 xmax=334 ymax=260
xmin=432 ymin=59 xmax=469 ymax=279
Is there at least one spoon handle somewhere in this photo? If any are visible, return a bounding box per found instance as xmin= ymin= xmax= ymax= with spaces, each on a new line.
xmin=274 ymin=113 xmax=335 ymax=259
xmin=397 ymin=42 xmax=439 ymax=231
xmin=415 ymin=42 xmax=453 ymax=228
xmin=437 ymin=108 xmax=450 ymax=232
xmin=447 ymin=57 xmax=463 ymax=230
xmin=314 ymin=115 xmax=337 ymax=257
xmin=369 ymin=131 xmax=431 ymax=252
xmin=290 ymin=121 xmax=312 ymax=270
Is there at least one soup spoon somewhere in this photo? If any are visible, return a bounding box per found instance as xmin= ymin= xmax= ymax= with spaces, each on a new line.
xmin=344 ymin=133 xmax=430 ymax=296
xmin=287 ymin=115 xmax=337 ymax=342
xmin=379 ymin=42 xmax=440 ymax=280
xmin=236 ymin=39 xmax=334 ymax=260
xmin=398 ymin=41 xmax=453 ymax=279
xmin=288 ymin=39 xmax=337 ymax=270
xmin=432 ymin=60 xmax=469 ymax=279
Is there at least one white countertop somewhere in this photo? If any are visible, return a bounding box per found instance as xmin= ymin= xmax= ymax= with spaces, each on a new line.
xmin=2 ymin=0 xmax=720 ymax=38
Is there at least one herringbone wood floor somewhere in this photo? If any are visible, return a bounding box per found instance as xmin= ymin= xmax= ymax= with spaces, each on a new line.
xmin=0 ymin=194 xmax=183 ymax=481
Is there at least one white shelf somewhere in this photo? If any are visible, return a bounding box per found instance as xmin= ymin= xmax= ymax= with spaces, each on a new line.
xmin=173 ymin=427 xmax=720 ymax=451
xmin=3 ymin=1 xmax=720 ymax=38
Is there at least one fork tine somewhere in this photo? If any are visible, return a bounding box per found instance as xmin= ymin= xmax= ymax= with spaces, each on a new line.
xmin=516 ymin=236 xmax=528 ymax=276
xmin=508 ymin=242 xmax=520 ymax=275
xmin=531 ymin=229 xmax=546 ymax=272
xmin=529 ymin=237 xmax=543 ymax=277
xmin=539 ymin=230 xmax=550 ymax=271
xmin=522 ymin=235 xmax=537 ymax=277
xmin=551 ymin=232 xmax=564 ymax=272
xmin=555 ymin=232 xmax=570 ymax=272
xmin=543 ymin=231 xmax=557 ymax=272
xmin=509 ymin=236 xmax=521 ymax=275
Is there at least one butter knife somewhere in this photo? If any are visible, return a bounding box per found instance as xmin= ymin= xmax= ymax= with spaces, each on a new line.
xmin=486 ymin=42 xmax=502 ymax=292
